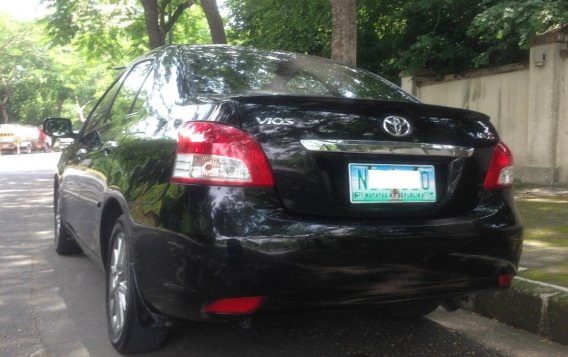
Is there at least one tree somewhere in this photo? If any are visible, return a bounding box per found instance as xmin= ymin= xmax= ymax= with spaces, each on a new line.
xmin=139 ymin=0 xmax=226 ymax=48
xmin=201 ymin=0 xmax=227 ymax=44
xmin=330 ymin=0 xmax=357 ymax=65
xmin=227 ymin=0 xmax=568 ymax=80
xmin=227 ymin=0 xmax=331 ymax=56
xmin=44 ymin=0 xmax=226 ymax=61
xmin=468 ymin=0 xmax=568 ymax=67
xmin=0 ymin=17 xmax=57 ymax=124
xmin=0 ymin=15 xmax=113 ymax=125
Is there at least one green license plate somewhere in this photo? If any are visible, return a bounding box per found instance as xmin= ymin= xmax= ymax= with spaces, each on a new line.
xmin=349 ymin=164 xmax=436 ymax=203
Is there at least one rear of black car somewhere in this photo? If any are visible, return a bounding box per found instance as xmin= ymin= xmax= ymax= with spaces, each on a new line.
xmin=131 ymin=46 xmax=522 ymax=321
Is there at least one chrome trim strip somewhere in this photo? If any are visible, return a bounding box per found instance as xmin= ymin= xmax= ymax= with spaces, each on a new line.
xmin=300 ymin=140 xmax=474 ymax=158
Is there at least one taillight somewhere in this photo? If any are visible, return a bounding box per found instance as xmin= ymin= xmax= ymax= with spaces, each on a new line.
xmin=483 ymin=142 xmax=514 ymax=189
xmin=498 ymin=273 xmax=514 ymax=288
xmin=202 ymin=296 xmax=266 ymax=315
xmin=172 ymin=122 xmax=274 ymax=187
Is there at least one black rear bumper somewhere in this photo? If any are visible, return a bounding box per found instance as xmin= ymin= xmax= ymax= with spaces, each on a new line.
xmin=129 ymin=187 xmax=522 ymax=320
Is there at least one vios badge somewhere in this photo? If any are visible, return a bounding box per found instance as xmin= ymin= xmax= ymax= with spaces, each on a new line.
xmin=382 ymin=115 xmax=412 ymax=137
xmin=256 ymin=117 xmax=294 ymax=125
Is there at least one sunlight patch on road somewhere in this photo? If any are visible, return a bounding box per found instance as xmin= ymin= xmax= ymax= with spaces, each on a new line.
xmin=0 ymin=153 xmax=61 ymax=172
xmin=524 ymin=240 xmax=553 ymax=248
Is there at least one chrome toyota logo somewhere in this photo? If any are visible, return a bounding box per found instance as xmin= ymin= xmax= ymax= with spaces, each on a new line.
xmin=382 ymin=116 xmax=412 ymax=137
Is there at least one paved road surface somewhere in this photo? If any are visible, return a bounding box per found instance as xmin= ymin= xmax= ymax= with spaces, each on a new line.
xmin=1 ymin=152 xmax=568 ymax=357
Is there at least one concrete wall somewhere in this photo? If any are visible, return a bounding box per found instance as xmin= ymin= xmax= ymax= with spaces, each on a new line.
xmin=411 ymin=67 xmax=530 ymax=169
xmin=401 ymin=26 xmax=568 ymax=184
xmin=557 ymin=49 xmax=568 ymax=183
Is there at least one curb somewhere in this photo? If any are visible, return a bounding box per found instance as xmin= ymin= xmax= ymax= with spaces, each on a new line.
xmin=464 ymin=277 xmax=568 ymax=345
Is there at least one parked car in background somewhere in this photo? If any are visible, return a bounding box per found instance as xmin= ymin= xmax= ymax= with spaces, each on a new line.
xmin=44 ymin=45 xmax=523 ymax=354
xmin=0 ymin=123 xmax=51 ymax=154
xmin=54 ymin=136 xmax=75 ymax=151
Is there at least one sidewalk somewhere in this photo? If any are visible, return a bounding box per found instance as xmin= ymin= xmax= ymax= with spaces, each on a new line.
xmin=468 ymin=185 xmax=568 ymax=345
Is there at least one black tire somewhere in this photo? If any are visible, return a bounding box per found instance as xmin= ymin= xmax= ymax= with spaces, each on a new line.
xmin=383 ymin=300 xmax=439 ymax=319
xmin=54 ymin=190 xmax=82 ymax=255
xmin=106 ymin=215 xmax=167 ymax=354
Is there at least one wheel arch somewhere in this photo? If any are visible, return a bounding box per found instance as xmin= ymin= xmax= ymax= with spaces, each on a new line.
xmin=100 ymin=196 xmax=126 ymax=269
xmin=101 ymin=195 xmax=170 ymax=330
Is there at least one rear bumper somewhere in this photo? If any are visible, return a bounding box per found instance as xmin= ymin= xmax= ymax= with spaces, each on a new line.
xmin=129 ymin=187 xmax=522 ymax=320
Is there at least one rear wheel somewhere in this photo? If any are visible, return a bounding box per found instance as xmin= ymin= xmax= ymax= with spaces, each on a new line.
xmin=54 ymin=190 xmax=82 ymax=255
xmin=106 ymin=216 xmax=167 ymax=354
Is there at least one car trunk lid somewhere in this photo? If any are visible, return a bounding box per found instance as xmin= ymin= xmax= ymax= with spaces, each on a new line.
xmin=233 ymin=95 xmax=499 ymax=219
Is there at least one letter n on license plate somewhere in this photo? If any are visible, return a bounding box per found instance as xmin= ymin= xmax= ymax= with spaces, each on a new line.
xmin=349 ymin=164 xmax=436 ymax=203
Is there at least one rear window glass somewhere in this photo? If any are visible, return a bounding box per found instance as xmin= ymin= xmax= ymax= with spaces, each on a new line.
xmin=182 ymin=46 xmax=416 ymax=103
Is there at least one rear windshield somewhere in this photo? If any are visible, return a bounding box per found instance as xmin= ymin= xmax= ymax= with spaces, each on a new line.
xmin=182 ymin=46 xmax=416 ymax=103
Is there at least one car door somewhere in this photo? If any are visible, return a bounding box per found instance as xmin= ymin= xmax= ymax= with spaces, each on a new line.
xmin=62 ymin=60 xmax=154 ymax=255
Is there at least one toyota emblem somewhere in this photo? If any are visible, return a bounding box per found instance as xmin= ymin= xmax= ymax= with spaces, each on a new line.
xmin=382 ymin=116 xmax=412 ymax=137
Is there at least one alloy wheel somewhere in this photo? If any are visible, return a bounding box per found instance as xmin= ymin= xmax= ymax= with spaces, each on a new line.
xmin=108 ymin=231 xmax=129 ymax=338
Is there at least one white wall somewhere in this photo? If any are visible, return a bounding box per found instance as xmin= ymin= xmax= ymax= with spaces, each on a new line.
xmin=413 ymin=68 xmax=530 ymax=167
xmin=557 ymin=54 xmax=568 ymax=183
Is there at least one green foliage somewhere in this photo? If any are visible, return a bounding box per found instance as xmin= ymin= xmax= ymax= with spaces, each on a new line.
xmin=49 ymin=46 xmax=116 ymax=125
xmin=0 ymin=15 xmax=113 ymax=125
xmin=227 ymin=0 xmax=332 ymax=56
xmin=387 ymin=0 xmax=487 ymax=75
xmin=468 ymin=0 xmax=568 ymax=67
xmin=227 ymin=0 xmax=488 ymax=79
xmin=171 ymin=5 xmax=212 ymax=45
xmin=43 ymin=0 xmax=213 ymax=65
xmin=44 ymin=0 xmax=149 ymax=64
xmin=0 ymin=1 xmax=214 ymax=127
xmin=0 ymin=17 xmax=59 ymax=124
xmin=227 ymin=0 xmax=568 ymax=80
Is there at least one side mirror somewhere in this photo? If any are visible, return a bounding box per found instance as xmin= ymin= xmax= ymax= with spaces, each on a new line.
xmin=43 ymin=117 xmax=75 ymax=138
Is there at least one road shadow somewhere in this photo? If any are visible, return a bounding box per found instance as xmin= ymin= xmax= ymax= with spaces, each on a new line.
xmin=46 ymin=248 xmax=501 ymax=357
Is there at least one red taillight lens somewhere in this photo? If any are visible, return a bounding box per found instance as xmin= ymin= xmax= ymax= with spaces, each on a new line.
xmin=483 ymin=142 xmax=514 ymax=189
xmin=172 ymin=122 xmax=275 ymax=187
xmin=498 ymin=273 xmax=514 ymax=288
xmin=202 ymin=296 xmax=266 ymax=315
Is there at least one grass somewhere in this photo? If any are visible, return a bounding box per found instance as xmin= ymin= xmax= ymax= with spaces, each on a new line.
xmin=520 ymin=263 xmax=568 ymax=286
xmin=514 ymin=185 xmax=568 ymax=286
xmin=516 ymin=200 xmax=568 ymax=248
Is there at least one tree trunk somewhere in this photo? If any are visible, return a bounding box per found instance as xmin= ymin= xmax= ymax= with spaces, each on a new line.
xmin=0 ymin=89 xmax=10 ymax=124
xmin=141 ymin=0 xmax=165 ymax=49
xmin=142 ymin=0 xmax=225 ymax=49
xmin=75 ymin=96 xmax=88 ymax=123
xmin=55 ymin=98 xmax=65 ymax=117
xmin=201 ymin=0 xmax=227 ymax=44
xmin=330 ymin=0 xmax=357 ymax=65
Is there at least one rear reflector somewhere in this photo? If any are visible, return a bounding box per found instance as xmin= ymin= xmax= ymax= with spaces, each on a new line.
xmin=484 ymin=142 xmax=514 ymax=189
xmin=172 ymin=122 xmax=274 ymax=187
xmin=202 ymin=296 xmax=266 ymax=315
xmin=498 ymin=274 xmax=514 ymax=288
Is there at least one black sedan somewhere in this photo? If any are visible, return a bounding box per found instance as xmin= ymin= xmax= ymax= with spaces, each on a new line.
xmin=44 ymin=45 xmax=523 ymax=354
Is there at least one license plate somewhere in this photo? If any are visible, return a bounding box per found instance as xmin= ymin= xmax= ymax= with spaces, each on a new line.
xmin=349 ymin=164 xmax=436 ymax=203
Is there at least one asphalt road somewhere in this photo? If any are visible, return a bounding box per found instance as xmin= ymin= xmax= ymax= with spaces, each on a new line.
xmin=1 ymin=152 xmax=568 ymax=357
